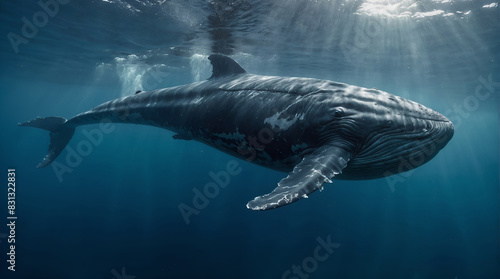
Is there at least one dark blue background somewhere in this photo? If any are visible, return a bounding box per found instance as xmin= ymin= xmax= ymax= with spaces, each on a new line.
xmin=0 ymin=0 xmax=499 ymax=278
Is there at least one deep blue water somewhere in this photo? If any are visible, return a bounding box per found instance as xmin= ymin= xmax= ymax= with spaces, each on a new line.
xmin=0 ymin=0 xmax=499 ymax=278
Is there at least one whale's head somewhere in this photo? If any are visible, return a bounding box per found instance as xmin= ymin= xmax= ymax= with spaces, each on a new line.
xmin=319 ymin=86 xmax=454 ymax=179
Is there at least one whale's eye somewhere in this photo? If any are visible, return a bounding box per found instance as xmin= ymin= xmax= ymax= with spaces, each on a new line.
xmin=333 ymin=107 xmax=345 ymax=117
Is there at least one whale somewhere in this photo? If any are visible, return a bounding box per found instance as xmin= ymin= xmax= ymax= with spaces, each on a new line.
xmin=20 ymin=54 xmax=454 ymax=210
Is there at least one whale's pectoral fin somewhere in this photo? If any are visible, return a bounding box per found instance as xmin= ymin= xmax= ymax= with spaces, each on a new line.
xmin=246 ymin=145 xmax=351 ymax=211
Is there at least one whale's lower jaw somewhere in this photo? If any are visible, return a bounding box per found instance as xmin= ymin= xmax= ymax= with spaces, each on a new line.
xmin=338 ymin=120 xmax=454 ymax=180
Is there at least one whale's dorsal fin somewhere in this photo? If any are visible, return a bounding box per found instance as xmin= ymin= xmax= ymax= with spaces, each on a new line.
xmin=246 ymin=145 xmax=351 ymax=210
xmin=208 ymin=54 xmax=246 ymax=79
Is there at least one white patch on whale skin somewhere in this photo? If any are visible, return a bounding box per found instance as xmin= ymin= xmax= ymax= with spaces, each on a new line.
xmin=213 ymin=129 xmax=246 ymax=141
xmin=211 ymin=129 xmax=247 ymax=150
xmin=264 ymin=112 xmax=303 ymax=131
xmin=191 ymin=96 xmax=204 ymax=105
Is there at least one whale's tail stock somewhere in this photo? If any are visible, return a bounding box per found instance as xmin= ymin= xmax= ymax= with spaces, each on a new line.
xmin=19 ymin=116 xmax=74 ymax=168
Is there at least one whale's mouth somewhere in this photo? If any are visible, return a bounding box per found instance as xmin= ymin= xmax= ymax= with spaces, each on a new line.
xmin=413 ymin=115 xmax=453 ymax=123
xmin=341 ymin=118 xmax=454 ymax=180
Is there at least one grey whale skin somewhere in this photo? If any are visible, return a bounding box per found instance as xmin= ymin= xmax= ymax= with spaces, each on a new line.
xmin=20 ymin=55 xmax=454 ymax=210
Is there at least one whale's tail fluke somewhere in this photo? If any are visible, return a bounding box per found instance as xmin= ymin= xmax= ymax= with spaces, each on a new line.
xmin=19 ymin=117 xmax=74 ymax=168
